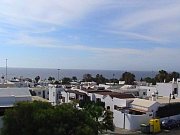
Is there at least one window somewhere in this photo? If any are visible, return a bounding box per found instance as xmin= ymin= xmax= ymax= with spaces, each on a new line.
xmin=107 ymin=106 xmax=110 ymax=110
xmin=143 ymin=92 xmax=146 ymax=95
xmin=62 ymin=97 xmax=65 ymax=102
xmin=38 ymin=92 xmax=41 ymax=95
xmin=174 ymin=88 xmax=178 ymax=94
xmin=96 ymin=98 xmax=101 ymax=102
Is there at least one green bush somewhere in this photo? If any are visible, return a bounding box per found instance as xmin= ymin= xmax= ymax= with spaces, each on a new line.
xmin=1 ymin=101 xmax=98 ymax=135
xmin=156 ymin=103 xmax=180 ymax=118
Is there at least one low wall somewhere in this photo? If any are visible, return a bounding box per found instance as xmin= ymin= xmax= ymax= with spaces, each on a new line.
xmin=114 ymin=110 xmax=153 ymax=130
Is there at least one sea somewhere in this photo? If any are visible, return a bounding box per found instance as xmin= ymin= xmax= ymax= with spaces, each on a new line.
xmin=0 ymin=67 xmax=157 ymax=81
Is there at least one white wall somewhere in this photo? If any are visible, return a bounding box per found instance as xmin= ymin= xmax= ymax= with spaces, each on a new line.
xmin=49 ymin=87 xmax=57 ymax=105
xmin=99 ymin=84 xmax=110 ymax=89
xmin=15 ymin=96 xmax=32 ymax=102
xmin=49 ymin=87 xmax=66 ymax=105
xmin=113 ymin=98 xmax=127 ymax=108
xmin=177 ymin=79 xmax=180 ymax=97
xmin=114 ymin=110 xmax=153 ymax=130
xmin=138 ymin=89 xmax=147 ymax=99
xmin=156 ymin=83 xmax=177 ymax=97
xmin=92 ymin=93 xmax=104 ymax=102
xmin=103 ymin=95 xmax=113 ymax=111
xmin=0 ymin=96 xmax=15 ymax=106
xmin=33 ymin=89 xmax=49 ymax=100
xmin=139 ymin=86 xmax=156 ymax=97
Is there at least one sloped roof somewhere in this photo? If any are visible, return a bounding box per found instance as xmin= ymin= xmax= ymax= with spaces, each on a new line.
xmin=92 ymin=91 xmax=135 ymax=99
xmin=0 ymin=88 xmax=31 ymax=97
xmin=131 ymin=98 xmax=158 ymax=108
xmin=66 ymin=90 xmax=87 ymax=95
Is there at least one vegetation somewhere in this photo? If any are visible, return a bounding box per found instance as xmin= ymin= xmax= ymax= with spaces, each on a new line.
xmin=120 ymin=72 xmax=135 ymax=85
xmin=61 ymin=77 xmax=71 ymax=85
xmin=94 ymin=74 xmax=107 ymax=84
xmin=155 ymin=70 xmax=169 ymax=82
xmin=143 ymin=70 xmax=180 ymax=84
xmin=72 ymin=76 xmax=77 ymax=81
xmin=79 ymin=100 xmax=114 ymax=132
xmin=35 ymin=76 xmax=40 ymax=83
xmin=83 ymin=74 xmax=94 ymax=82
xmin=48 ymin=76 xmax=55 ymax=82
xmin=143 ymin=77 xmax=156 ymax=85
xmin=156 ymin=102 xmax=180 ymax=118
xmin=33 ymin=69 xmax=179 ymax=86
xmin=2 ymin=101 xmax=100 ymax=135
xmin=102 ymin=110 xmax=114 ymax=131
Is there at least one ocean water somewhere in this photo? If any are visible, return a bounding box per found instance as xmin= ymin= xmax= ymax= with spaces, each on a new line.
xmin=0 ymin=67 xmax=157 ymax=81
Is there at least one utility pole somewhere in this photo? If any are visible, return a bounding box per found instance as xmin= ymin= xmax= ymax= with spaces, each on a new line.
xmin=57 ymin=69 xmax=60 ymax=81
xmin=113 ymin=73 xmax=115 ymax=85
xmin=5 ymin=59 xmax=7 ymax=83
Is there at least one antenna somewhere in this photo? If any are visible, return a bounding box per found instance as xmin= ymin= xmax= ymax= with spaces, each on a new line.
xmin=6 ymin=59 xmax=7 ymax=83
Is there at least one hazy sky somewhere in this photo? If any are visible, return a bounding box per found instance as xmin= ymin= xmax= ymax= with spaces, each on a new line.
xmin=0 ymin=0 xmax=180 ymax=71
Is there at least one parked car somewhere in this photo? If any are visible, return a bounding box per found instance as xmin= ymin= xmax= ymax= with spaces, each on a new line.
xmin=176 ymin=119 xmax=180 ymax=127
xmin=161 ymin=119 xmax=178 ymax=129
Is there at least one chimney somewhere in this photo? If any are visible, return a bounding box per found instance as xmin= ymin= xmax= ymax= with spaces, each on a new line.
xmin=151 ymin=92 xmax=157 ymax=101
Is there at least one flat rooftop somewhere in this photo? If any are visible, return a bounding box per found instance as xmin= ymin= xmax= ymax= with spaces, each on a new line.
xmin=149 ymin=96 xmax=180 ymax=104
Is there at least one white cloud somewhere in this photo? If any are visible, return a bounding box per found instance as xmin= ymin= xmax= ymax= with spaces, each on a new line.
xmin=0 ymin=0 xmax=103 ymax=26
xmin=108 ymin=30 xmax=165 ymax=43
xmin=6 ymin=33 xmax=142 ymax=55
xmin=1 ymin=0 xmax=180 ymax=70
xmin=110 ymin=1 xmax=180 ymax=43
xmin=114 ymin=2 xmax=180 ymax=29
xmin=5 ymin=33 xmax=180 ymax=71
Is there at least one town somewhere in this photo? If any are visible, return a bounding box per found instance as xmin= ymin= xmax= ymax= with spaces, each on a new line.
xmin=0 ymin=70 xmax=180 ymax=134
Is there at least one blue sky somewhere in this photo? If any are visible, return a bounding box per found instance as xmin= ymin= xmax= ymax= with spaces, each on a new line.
xmin=0 ymin=0 xmax=180 ymax=71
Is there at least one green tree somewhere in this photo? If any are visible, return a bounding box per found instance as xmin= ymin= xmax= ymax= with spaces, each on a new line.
xmin=143 ymin=77 xmax=156 ymax=85
xmin=80 ymin=100 xmax=115 ymax=133
xmin=61 ymin=77 xmax=71 ymax=85
xmin=155 ymin=70 xmax=168 ymax=82
xmin=48 ymin=76 xmax=55 ymax=82
xmin=35 ymin=76 xmax=40 ymax=83
xmin=169 ymin=71 xmax=180 ymax=81
xmin=94 ymin=74 xmax=107 ymax=84
xmin=83 ymin=74 xmax=93 ymax=82
xmin=72 ymin=76 xmax=77 ymax=81
xmin=120 ymin=72 xmax=135 ymax=85
xmin=2 ymin=101 xmax=99 ymax=135
xmin=102 ymin=110 xmax=114 ymax=131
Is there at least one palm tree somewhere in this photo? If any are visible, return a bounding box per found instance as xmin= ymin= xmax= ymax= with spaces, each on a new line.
xmin=120 ymin=72 xmax=135 ymax=85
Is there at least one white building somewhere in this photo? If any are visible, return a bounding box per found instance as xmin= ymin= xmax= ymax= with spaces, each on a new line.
xmin=88 ymin=91 xmax=135 ymax=111
xmin=0 ymin=87 xmax=32 ymax=107
xmin=30 ymin=87 xmax=49 ymax=100
xmin=113 ymin=98 xmax=160 ymax=130
xmin=139 ymin=86 xmax=157 ymax=97
xmin=49 ymin=85 xmax=65 ymax=105
xmin=156 ymin=82 xmax=178 ymax=97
